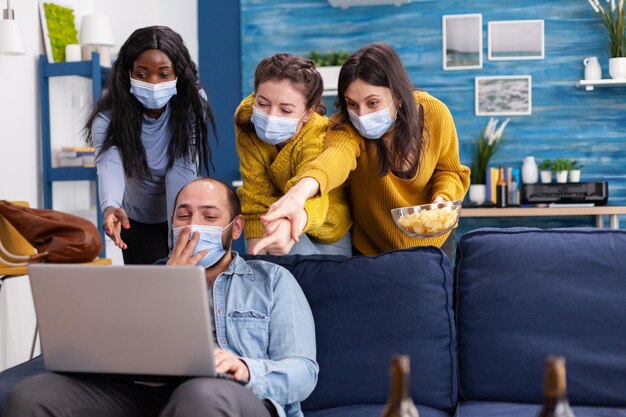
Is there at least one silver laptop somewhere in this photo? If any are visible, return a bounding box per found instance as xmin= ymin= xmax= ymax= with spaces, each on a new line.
xmin=28 ymin=264 xmax=216 ymax=378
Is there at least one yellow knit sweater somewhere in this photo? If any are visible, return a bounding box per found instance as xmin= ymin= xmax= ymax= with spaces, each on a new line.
xmin=234 ymin=94 xmax=352 ymax=243
xmin=301 ymin=91 xmax=470 ymax=255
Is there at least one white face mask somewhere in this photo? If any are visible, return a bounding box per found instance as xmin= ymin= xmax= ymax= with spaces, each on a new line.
xmin=171 ymin=220 xmax=234 ymax=269
xmin=251 ymin=106 xmax=305 ymax=145
xmin=348 ymin=102 xmax=396 ymax=140
xmin=130 ymin=77 xmax=178 ymax=110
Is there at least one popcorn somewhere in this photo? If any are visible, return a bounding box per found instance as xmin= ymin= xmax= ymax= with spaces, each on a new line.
xmin=395 ymin=203 xmax=460 ymax=237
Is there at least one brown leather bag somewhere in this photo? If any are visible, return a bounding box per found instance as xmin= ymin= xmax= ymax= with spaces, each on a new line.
xmin=0 ymin=200 xmax=102 ymax=263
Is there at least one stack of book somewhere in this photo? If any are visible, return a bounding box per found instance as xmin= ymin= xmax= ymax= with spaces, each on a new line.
xmin=57 ymin=146 xmax=96 ymax=167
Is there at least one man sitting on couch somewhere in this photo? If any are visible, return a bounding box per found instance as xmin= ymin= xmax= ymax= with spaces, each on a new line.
xmin=5 ymin=178 xmax=318 ymax=417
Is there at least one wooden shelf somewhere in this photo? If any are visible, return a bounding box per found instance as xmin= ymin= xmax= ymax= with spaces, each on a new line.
xmin=577 ymin=79 xmax=626 ymax=91
xmin=461 ymin=206 xmax=626 ymax=229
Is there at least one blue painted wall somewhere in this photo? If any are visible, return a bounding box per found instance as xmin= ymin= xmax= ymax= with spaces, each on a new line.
xmin=198 ymin=1 xmax=245 ymax=252
xmin=240 ymin=0 xmax=626 ymax=215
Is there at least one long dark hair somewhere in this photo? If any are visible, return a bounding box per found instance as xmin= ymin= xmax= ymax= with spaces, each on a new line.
xmin=235 ymin=53 xmax=325 ymax=133
xmin=334 ymin=42 xmax=426 ymax=178
xmin=85 ymin=25 xmax=216 ymax=179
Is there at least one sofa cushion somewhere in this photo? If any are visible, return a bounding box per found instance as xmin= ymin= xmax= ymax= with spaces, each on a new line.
xmin=0 ymin=356 xmax=46 ymax=413
xmin=304 ymin=403 xmax=452 ymax=417
xmin=249 ymin=247 xmax=458 ymax=411
xmin=458 ymin=401 xmax=626 ymax=417
xmin=455 ymin=227 xmax=626 ymax=406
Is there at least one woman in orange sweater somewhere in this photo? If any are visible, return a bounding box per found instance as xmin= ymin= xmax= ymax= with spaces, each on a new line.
xmin=235 ymin=54 xmax=352 ymax=255
xmin=258 ymin=43 xmax=470 ymax=259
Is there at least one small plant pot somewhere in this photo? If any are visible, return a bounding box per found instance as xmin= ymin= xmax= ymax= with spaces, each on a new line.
xmin=555 ymin=170 xmax=568 ymax=183
xmin=468 ymin=184 xmax=486 ymax=205
xmin=317 ymin=66 xmax=341 ymax=92
xmin=540 ymin=170 xmax=552 ymax=184
xmin=569 ymin=169 xmax=581 ymax=183
xmin=609 ymin=57 xmax=626 ymax=80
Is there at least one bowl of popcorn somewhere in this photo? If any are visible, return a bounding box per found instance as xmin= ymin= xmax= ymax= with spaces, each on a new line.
xmin=391 ymin=200 xmax=462 ymax=238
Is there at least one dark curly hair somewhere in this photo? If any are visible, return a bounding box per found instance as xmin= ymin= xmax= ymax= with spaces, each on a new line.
xmin=85 ymin=25 xmax=216 ymax=179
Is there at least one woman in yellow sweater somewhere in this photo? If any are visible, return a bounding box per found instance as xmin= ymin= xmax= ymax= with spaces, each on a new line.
xmin=235 ymin=53 xmax=352 ymax=255
xmin=258 ymin=43 xmax=470 ymax=258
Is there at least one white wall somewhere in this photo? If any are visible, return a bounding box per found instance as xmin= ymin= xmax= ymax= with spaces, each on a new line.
xmin=94 ymin=1 xmax=198 ymax=64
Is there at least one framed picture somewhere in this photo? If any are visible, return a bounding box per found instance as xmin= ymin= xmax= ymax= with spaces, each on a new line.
xmin=38 ymin=0 xmax=79 ymax=63
xmin=488 ymin=20 xmax=544 ymax=61
xmin=475 ymin=75 xmax=532 ymax=116
xmin=442 ymin=14 xmax=483 ymax=70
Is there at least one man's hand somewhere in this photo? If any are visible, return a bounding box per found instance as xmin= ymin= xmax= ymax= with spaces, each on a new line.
xmin=260 ymin=177 xmax=319 ymax=241
xmin=103 ymin=206 xmax=130 ymax=249
xmin=166 ymin=225 xmax=208 ymax=266
xmin=251 ymin=218 xmax=297 ymax=255
xmin=214 ymin=348 xmax=250 ymax=382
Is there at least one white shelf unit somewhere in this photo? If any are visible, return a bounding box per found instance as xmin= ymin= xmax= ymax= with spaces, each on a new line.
xmin=577 ymin=79 xmax=626 ymax=91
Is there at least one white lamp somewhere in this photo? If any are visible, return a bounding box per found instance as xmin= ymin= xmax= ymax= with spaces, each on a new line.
xmin=79 ymin=14 xmax=114 ymax=66
xmin=79 ymin=15 xmax=114 ymax=46
xmin=0 ymin=0 xmax=26 ymax=56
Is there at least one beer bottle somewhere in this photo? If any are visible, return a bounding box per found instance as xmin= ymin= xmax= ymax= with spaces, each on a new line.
xmin=496 ymin=165 xmax=507 ymax=208
xmin=537 ymin=356 xmax=575 ymax=417
xmin=381 ymin=355 xmax=420 ymax=417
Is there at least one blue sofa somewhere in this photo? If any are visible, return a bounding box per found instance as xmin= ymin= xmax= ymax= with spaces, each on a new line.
xmin=1 ymin=227 xmax=625 ymax=417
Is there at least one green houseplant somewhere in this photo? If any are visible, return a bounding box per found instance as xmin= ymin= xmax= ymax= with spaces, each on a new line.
xmin=551 ymin=159 xmax=573 ymax=183
xmin=308 ymin=50 xmax=352 ymax=94
xmin=470 ymin=118 xmax=510 ymax=185
xmin=307 ymin=50 xmax=351 ymax=67
xmin=468 ymin=118 xmax=510 ymax=205
xmin=569 ymin=160 xmax=584 ymax=182
xmin=539 ymin=159 xmax=552 ymax=184
xmin=587 ymin=0 xmax=626 ymax=78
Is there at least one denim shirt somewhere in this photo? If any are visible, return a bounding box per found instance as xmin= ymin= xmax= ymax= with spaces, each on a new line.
xmin=210 ymin=253 xmax=318 ymax=417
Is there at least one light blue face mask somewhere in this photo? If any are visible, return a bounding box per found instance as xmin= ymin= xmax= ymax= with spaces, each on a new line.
xmin=348 ymin=102 xmax=396 ymax=140
xmin=251 ymin=106 xmax=304 ymax=145
xmin=171 ymin=220 xmax=234 ymax=269
xmin=130 ymin=77 xmax=178 ymax=110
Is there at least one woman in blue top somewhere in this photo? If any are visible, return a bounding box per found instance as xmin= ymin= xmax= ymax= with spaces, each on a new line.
xmin=86 ymin=26 xmax=216 ymax=264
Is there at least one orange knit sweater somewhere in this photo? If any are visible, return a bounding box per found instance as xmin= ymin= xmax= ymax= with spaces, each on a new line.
xmin=300 ymin=91 xmax=470 ymax=254
xmin=235 ymin=94 xmax=352 ymax=243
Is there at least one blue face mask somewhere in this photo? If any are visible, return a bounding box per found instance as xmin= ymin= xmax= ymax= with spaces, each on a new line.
xmin=130 ymin=77 xmax=178 ymax=110
xmin=251 ymin=106 xmax=304 ymax=145
xmin=171 ymin=221 xmax=234 ymax=269
xmin=348 ymin=103 xmax=396 ymax=140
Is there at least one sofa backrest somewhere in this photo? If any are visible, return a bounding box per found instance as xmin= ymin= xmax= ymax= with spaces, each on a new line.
xmin=455 ymin=227 xmax=626 ymax=406
xmin=251 ymin=247 xmax=458 ymax=412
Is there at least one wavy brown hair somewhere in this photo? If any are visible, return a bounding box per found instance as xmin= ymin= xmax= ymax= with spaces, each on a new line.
xmin=85 ymin=26 xmax=216 ymax=179
xmin=334 ymin=42 xmax=427 ymax=178
xmin=236 ymin=53 xmax=326 ymax=133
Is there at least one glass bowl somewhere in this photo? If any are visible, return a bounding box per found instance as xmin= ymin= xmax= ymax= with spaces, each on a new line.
xmin=391 ymin=200 xmax=462 ymax=238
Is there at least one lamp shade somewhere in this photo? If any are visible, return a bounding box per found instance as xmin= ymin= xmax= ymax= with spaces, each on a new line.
xmin=0 ymin=18 xmax=25 ymax=55
xmin=79 ymin=14 xmax=114 ymax=46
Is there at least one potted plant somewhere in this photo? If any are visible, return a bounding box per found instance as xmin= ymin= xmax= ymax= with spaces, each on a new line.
xmin=569 ymin=160 xmax=584 ymax=183
xmin=551 ymin=159 xmax=572 ymax=183
xmin=469 ymin=118 xmax=510 ymax=205
xmin=587 ymin=0 xmax=626 ymax=79
xmin=308 ymin=50 xmax=351 ymax=93
xmin=538 ymin=159 xmax=552 ymax=184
